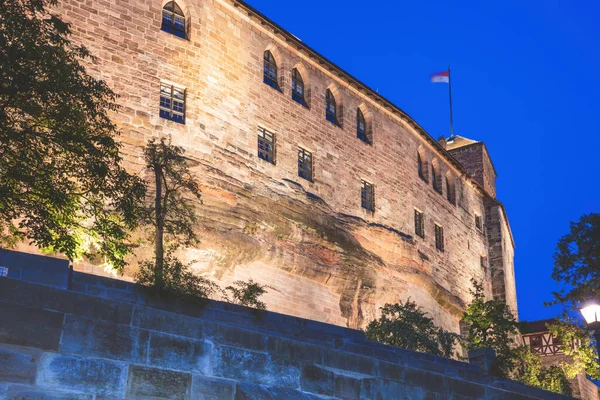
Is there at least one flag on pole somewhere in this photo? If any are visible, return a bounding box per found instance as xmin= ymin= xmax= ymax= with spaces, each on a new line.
xmin=431 ymin=70 xmax=450 ymax=83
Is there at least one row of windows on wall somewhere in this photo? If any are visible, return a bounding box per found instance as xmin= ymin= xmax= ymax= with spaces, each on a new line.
xmin=414 ymin=209 xmax=444 ymax=252
xmin=264 ymin=50 xmax=373 ymax=145
xmin=157 ymin=85 xmax=485 ymax=235
xmin=257 ymin=127 xmax=375 ymax=212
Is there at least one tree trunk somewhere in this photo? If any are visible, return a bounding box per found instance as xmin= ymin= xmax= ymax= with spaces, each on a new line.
xmin=154 ymin=165 xmax=165 ymax=289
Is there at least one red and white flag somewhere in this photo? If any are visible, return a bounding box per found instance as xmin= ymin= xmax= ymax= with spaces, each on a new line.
xmin=431 ymin=70 xmax=450 ymax=83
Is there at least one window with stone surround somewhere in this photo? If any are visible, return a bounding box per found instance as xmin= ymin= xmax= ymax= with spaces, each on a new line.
xmin=475 ymin=214 xmax=483 ymax=231
xmin=159 ymin=83 xmax=185 ymax=124
xmin=361 ymin=180 xmax=375 ymax=212
xmin=357 ymin=108 xmax=368 ymax=143
xmin=298 ymin=147 xmax=313 ymax=181
xmin=414 ymin=209 xmax=425 ymax=238
xmin=326 ymin=89 xmax=339 ymax=126
xmin=432 ymin=161 xmax=442 ymax=194
xmin=263 ymin=51 xmax=279 ymax=90
xmin=435 ymin=224 xmax=444 ymax=252
xmin=291 ymin=68 xmax=306 ymax=106
xmin=161 ymin=2 xmax=187 ymax=39
xmin=417 ymin=151 xmax=428 ymax=182
xmin=258 ymin=127 xmax=276 ymax=164
xmin=480 ymin=255 xmax=487 ymax=269
xmin=446 ymin=175 xmax=456 ymax=205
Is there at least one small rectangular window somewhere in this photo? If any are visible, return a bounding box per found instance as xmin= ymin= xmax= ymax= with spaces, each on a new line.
xmin=361 ymin=180 xmax=375 ymax=212
xmin=159 ymin=83 xmax=185 ymax=124
xmin=435 ymin=224 xmax=444 ymax=252
xmin=257 ymin=127 xmax=275 ymax=164
xmin=475 ymin=215 xmax=483 ymax=231
xmin=298 ymin=147 xmax=313 ymax=181
xmin=480 ymin=255 xmax=487 ymax=269
xmin=414 ymin=209 xmax=425 ymax=239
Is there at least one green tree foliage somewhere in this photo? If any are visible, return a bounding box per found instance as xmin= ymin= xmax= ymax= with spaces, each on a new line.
xmin=137 ymin=137 xmax=201 ymax=291
xmin=365 ymin=299 xmax=459 ymax=358
xmin=462 ymin=279 xmax=520 ymax=377
xmin=463 ymin=283 xmax=572 ymax=395
xmin=0 ymin=0 xmax=144 ymax=269
xmin=136 ymin=252 xmax=219 ymax=301
xmin=552 ymin=213 xmax=600 ymax=306
xmin=224 ymin=279 xmax=272 ymax=310
xmin=136 ymin=138 xmax=272 ymax=310
xmin=511 ymin=345 xmax=571 ymax=396
xmin=547 ymin=317 xmax=600 ymax=380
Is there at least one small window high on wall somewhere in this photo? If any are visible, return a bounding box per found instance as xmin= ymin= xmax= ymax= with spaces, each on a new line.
xmin=356 ymin=108 xmax=369 ymax=144
xmin=263 ymin=51 xmax=279 ymax=90
xmin=161 ymin=2 xmax=187 ymax=39
xmin=159 ymin=83 xmax=185 ymax=124
xmin=291 ymin=68 xmax=306 ymax=106
xmin=361 ymin=180 xmax=375 ymax=212
xmin=325 ymin=89 xmax=339 ymax=126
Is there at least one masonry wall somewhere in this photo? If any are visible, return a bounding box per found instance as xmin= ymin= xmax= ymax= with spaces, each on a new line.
xmin=50 ymin=0 xmax=516 ymax=331
xmin=0 ymin=275 xmax=569 ymax=400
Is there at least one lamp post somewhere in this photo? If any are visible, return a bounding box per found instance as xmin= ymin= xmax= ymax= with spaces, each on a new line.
xmin=580 ymin=302 xmax=600 ymax=356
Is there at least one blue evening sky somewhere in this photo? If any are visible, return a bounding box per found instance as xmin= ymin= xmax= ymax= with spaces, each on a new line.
xmin=245 ymin=0 xmax=600 ymax=321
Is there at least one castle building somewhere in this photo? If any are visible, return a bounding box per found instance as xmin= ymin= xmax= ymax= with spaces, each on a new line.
xmin=53 ymin=0 xmax=517 ymax=332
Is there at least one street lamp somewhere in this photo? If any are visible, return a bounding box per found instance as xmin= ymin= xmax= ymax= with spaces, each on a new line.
xmin=580 ymin=302 xmax=600 ymax=356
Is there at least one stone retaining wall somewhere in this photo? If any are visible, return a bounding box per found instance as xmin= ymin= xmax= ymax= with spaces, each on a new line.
xmin=0 ymin=274 xmax=570 ymax=399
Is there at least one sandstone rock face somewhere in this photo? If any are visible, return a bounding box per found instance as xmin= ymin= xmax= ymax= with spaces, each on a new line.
xmin=52 ymin=0 xmax=517 ymax=332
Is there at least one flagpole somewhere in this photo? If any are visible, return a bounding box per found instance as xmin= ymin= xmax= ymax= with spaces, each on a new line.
xmin=448 ymin=66 xmax=455 ymax=138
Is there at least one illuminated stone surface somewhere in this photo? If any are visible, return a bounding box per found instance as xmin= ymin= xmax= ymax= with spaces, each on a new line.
xmin=36 ymin=0 xmax=519 ymax=332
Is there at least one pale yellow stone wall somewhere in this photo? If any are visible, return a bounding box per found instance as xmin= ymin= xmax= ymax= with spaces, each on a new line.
xmin=52 ymin=0 xmax=517 ymax=331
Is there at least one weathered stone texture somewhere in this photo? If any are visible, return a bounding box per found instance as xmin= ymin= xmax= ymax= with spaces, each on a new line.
xmin=0 ymin=278 xmax=572 ymax=399
xmin=50 ymin=0 xmax=517 ymax=333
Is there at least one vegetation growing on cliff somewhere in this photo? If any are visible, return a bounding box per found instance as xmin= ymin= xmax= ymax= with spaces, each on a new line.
xmin=136 ymin=137 xmax=271 ymax=309
xmin=0 ymin=0 xmax=144 ymax=270
xmin=365 ymin=299 xmax=459 ymax=358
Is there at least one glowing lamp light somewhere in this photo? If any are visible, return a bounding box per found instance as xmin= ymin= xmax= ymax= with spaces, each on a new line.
xmin=580 ymin=302 xmax=600 ymax=331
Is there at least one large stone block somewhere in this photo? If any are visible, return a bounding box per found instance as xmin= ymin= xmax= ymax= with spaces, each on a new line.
xmin=209 ymin=323 xmax=266 ymax=352
xmin=0 ymin=279 xmax=132 ymax=324
xmin=299 ymin=365 xmax=334 ymax=397
xmin=131 ymin=306 xmax=204 ymax=340
xmin=191 ymin=375 xmax=235 ymax=400
xmin=60 ymin=315 xmax=149 ymax=363
xmin=148 ymin=332 xmax=211 ymax=374
xmin=0 ymin=249 xmax=69 ymax=289
xmin=126 ymin=365 xmax=191 ymax=400
xmin=234 ymin=383 xmax=327 ymax=400
xmin=0 ymin=302 xmax=64 ymax=350
xmin=446 ymin=376 xmax=486 ymax=399
xmin=212 ymin=346 xmax=300 ymax=388
xmin=2 ymin=385 xmax=93 ymax=399
xmin=0 ymin=345 xmax=41 ymax=384
xmin=403 ymin=367 xmax=447 ymax=393
xmin=36 ymin=353 xmax=127 ymax=396
xmin=322 ymin=348 xmax=377 ymax=377
xmin=265 ymin=336 xmax=323 ymax=364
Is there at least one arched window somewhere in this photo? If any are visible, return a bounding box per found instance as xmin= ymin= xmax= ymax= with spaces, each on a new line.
xmin=357 ymin=108 xmax=368 ymax=143
xmin=161 ymin=2 xmax=187 ymax=39
xmin=446 ymin=175 xmax=456 ymax=205
xmin=291 ymin=68 xmax=305 ymax=105
xmin=417 ymin=152 xmax=427 ymax=182
xmin=432 ymin=163 xmax=442 ymax=194
xmin=326 ymin=89 xmax=338 ymax=125
xmin=263 ymin=51 xmax=279 ymax=90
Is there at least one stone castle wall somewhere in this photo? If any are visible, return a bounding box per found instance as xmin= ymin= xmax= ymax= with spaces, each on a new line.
xmin=0 ymin=274 xmax=567 ymax=399
xmin=51 ymin=0 xmax=517 ymax=331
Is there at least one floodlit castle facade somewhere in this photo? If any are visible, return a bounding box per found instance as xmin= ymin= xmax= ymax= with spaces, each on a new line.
xmin=52 ymin=0 xmax=517 ymax=332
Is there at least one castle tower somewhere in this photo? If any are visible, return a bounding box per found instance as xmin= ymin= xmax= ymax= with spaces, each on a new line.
xmin=447 ymin=136 xmax=517 ymax=315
